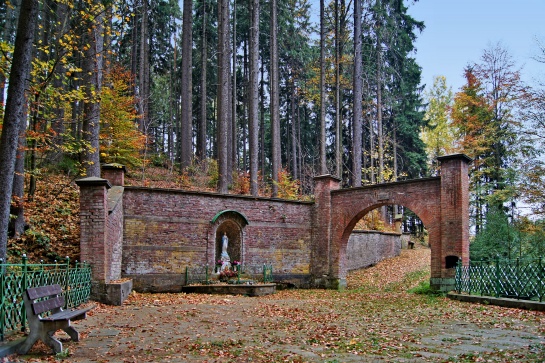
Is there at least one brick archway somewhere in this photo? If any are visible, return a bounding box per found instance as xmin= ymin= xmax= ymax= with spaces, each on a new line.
xmin=312 ymin=154 xmax=471 ymax=291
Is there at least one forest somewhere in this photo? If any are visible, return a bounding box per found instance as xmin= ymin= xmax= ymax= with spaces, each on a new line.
xmin=1 ymin=0 xmax=545 ymax=262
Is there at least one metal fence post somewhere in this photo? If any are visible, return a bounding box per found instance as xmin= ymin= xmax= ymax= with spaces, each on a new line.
xmin=495 ymin=256 xmax=500 ymax=298
xmin=21 ymin=254 xmax=28 ymax=332
xmin=0 ymin=258 xmax=4 ymax=341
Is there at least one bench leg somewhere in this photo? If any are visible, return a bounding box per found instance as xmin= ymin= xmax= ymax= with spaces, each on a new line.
xmin=17 ymin=334 xmax=39 ymax=355
xmin=44 ymin=330 xmax=64 ymax=354
xmin=63 ymin=325 xmax=80 ymax=342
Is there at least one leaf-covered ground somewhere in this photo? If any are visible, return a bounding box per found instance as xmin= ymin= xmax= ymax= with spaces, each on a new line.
xmin=13 ymin=247 xmax=545 ymax=362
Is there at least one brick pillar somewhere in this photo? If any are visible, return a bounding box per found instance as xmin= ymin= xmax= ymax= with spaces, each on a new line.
xmin=101 ymin=163 xmax=126 ymax=186
xmin=432 ymin=154 xmax=472 ymax=291
xmin=311 ymin=175 xmax=341 ymax=287
xmin=75 ymin=177 xmax=112 ymax=283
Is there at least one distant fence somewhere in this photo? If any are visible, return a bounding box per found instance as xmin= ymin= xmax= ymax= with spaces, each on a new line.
xmin=455 ymin=257 xmax=545 ymax=302
xmin=0 ymin=255 xmax=92 ymax=341
xmin=185 ymin=264 xmax=274 ymax=285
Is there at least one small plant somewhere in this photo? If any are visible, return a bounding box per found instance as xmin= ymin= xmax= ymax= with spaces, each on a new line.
xmin=55 ymin=348 xmax=70 ymax=359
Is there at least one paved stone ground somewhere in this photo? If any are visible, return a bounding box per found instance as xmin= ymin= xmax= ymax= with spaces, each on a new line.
xmin=8 ymin=292 xmax=543 ymax=362
xmin=7 ymin=248 xmax=545 ymax=362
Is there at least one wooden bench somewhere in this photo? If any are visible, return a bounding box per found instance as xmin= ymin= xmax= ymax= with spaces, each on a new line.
xmin=18 ymin=284 xmax=94 ymax=354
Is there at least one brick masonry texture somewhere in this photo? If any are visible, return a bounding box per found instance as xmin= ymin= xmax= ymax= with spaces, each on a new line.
xmin=78 ymin=155 xmax=471 ymax=292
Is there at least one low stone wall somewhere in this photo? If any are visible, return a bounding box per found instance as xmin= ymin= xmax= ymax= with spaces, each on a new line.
xmin=346 ymin=230 xmax=401 ymax=271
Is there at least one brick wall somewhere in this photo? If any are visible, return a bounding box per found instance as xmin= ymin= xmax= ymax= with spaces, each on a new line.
xmin=346 ymin=230 xmax=401 ymax=271
xmin=121 ymin=187 xmax=314 ymax=291
xmin=78 ymin=155 xmax=470 ymax=294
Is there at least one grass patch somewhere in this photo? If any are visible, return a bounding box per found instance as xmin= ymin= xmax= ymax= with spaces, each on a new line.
xmin=408 ymin=279 xmax=445 ymax=296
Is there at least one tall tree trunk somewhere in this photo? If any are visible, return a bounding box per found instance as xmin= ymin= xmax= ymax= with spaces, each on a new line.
xmin=181 ymin=0 xmax=193 ymax=168
xmin=242 ymin=39 xmax=248 ymax=172
xmin=0 ymin=0 xmax=38 ymax=260
xmin=319 ymin=0 xmax=327 ymax=175
xmin=270 ymin=0 xmax=281 ymax=197
xmin=11 ymin=102 xmax=28 ymax=238
xmin=259 ymin=61 xmax=265 ymax=176
xmin=138 ymin=0 xmax=149 ymax=133
xmin=248 ymin=0 xmax=259 ymax=196
xmin=197 ymin=0 xmax=207 ymax=160
xmin=352 ymin=0 xmax=362 ymax=187
xmin=49 ymin=1 xmax=68 ymax=163
xmin=82 ymin=7 xmax=104 ymax=177
xmin=376 ymin=38 xmax=384 ymax=183
xmin=290 ymin=82 xmax=298 ymax=178
xmin=231 ymin=0 xmax=238 ymax=172
xmin=334 ymin=0 xmax=341 ymax=179
xmin=217 ymin=0 xmax=230 ymax=193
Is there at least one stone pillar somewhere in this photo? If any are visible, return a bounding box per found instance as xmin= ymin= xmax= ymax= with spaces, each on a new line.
xmin=75 ymin=177 xmax=111 ymax=283
xmin=432 ymin=154 xmax=472 ymax=291
xmin=311 ymin=175 xmax=341 ymax=288
xmin=76 ymin=176 xmax=132 ymax=305
xmin=101 ymin=163 xmax=126 ymax=186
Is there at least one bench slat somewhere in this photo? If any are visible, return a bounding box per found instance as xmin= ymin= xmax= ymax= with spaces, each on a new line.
xmin=42 ymin=306 xmax=94 ymax=321
xmin=27 ymin=284 xmax=63 ymax=300
xmin=32 ymin=296 xmax=65 ymax=315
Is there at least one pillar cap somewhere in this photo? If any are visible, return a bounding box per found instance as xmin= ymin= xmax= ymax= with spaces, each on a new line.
xmin=75 ymin=177 xmax=112 ymax=189
xmin=314 ymin=174 xmax=342 ymax=182
xmin=101 ymin=163 xmax=127 ymax=173
xmin=437 ymin=153 xmax=473 ymax=164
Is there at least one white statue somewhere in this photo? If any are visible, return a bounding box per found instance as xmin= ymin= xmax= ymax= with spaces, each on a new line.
xmin=219 ymin=232 xmax=231 ymax=271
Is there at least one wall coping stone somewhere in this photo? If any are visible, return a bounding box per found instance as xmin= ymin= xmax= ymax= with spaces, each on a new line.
xmin=123 ymin=186 xmax=314 ymax=205
xmin=330 ymin=176 xmax=440 ymax=195
xmin=351 ymin=229 xmax=402 ymax=236
xmin=76 ymin=177 xmax=112 ymax=189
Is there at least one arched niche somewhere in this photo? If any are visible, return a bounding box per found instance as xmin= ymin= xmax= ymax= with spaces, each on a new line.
xmin=210 ymin=210 xmax=249 ymax=265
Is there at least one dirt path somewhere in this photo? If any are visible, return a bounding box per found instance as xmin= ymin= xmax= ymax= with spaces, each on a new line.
xmin=14 ymin=247 xmax=545 ymax=362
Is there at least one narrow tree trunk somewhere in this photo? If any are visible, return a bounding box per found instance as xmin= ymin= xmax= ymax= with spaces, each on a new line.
xmin=82 ymin=7 xmax=104 ymax=178
xmin=270 ymin=0 xmax=281 ymax=196
xmin=259 ymin=61 xmax=265 ymax=176
xmin=181 ymin=0 xmax=193 ymax=168
xmin=138 ymin=0 xmax=149 ymax=133
xmin=217 ymin=0 xmax=230 ymax=193
xmin=319 ymin=0 xmax=327 ymax=175
xmin=197 ymin=0 xmax=208 ymax=160
xmin=334 ymin=0 xmax=341 ymax=179
xmin=377 ymin=44 xmax=383 ymax=183
xmin=248 ymin=0 xmax=260 ymax=196
xmin=352 ymin=0 xmax=362 ymax=187
xmin=231 ymin=0 xmax=238 ymax=172
xmin=290 ymin=83 xmax=298 ymax=179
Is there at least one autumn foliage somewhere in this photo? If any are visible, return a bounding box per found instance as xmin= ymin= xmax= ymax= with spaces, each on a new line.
xmin=99 ymin=65 xmax=146 ymax=168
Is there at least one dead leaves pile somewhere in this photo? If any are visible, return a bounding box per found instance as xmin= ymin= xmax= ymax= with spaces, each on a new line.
xmin=12 ymin=247 xmax=545 ymax=362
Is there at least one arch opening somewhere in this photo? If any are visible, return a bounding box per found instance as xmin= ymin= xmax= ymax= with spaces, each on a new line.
xmin=343 ymin=204 xmax=431 ymax=279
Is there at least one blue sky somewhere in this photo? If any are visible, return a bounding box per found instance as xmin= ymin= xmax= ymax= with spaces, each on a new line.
xmin=408 ymin=0 xmax=545 ymax=93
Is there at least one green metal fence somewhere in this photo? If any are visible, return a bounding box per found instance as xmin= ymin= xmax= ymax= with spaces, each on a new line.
xmin=184 ymin=264 xmax=274 ymax=285
xmin=455 ymin=257 xmax=545 ymax=301
xmin=0 ymin=255 xmax=92 ymax=341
